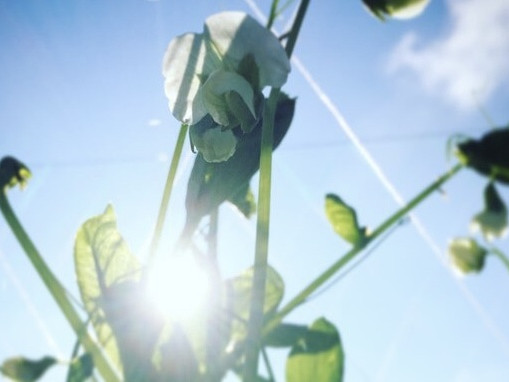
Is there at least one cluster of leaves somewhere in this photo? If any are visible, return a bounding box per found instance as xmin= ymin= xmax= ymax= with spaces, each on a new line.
xmin=448 ymin=127 xmax=509 ymax=275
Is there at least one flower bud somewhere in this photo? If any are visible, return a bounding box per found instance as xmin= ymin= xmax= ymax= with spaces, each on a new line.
xmin=448 ymin=237 xmax=487 ymax=274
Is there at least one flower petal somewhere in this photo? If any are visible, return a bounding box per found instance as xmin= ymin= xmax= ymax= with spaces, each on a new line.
xmin=204 ymin=12 xmax=291 ymax=89
xmin=201 ymin=69 xmax=255 ymax=127
xmin=163 ymin=33 xmax=210 ymax=125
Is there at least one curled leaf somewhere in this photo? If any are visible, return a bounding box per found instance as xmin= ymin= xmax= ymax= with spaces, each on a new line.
xmin=0 ymin=156 xmax=31 ymax=191
xmin=325 ymin=193 xmax=367 ymax=247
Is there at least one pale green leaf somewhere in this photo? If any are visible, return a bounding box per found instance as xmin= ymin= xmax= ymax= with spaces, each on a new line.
xmin=286 ymin=318 xmax=344 ymax=382
xmin=325 ymin=193 xmax=366 ymax=246
xmin=448 ymin=237 xmax=487 ymax=274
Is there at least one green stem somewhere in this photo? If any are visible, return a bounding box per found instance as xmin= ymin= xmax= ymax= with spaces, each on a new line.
xmin=147 ymin=123 xmax=188 ymax=263
xmin=284 ymin=0 xmax=310 ymax=58
xmin=267 ymin=0 xmax=280 ymax=29
xmin=243 ymin=88 xmax=280 ymax=382
xmin=491 ymin=247 xmax=509 ymax=273
xmin=0 ymin=193 xmax=120 ymax=382
xmin=263 ymin=163 xmax=464 ymax=336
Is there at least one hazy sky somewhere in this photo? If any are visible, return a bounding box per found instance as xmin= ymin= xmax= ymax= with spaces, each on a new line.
xmin=1 ymin=0 xmax=509 ymax=381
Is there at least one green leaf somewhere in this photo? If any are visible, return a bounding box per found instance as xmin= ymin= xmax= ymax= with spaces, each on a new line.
xmin=456 ymin=127 xmax=509 ymax=185
xmin=0 ymin=156 xmax=31 ymax=192
xmin=264 ymin=323 xmax=308 ymax=348
xmin=1 ymin=356 xmax=57 ymax=382
xmin=286 ymin=318 xmax=344 ymax=382
xmin=325 ymin=193 xmax=367 ymax=247
xmin=184 ymin=94 xmax=295 ymax=233
xmin=362 ymin=0 xmax=430 ymax=20
xmin=66 ymin=354 xmax=93 ymax=382
xmin=227 ymin=183 xmax=256 ymax=218
xmin=471 ymin=182 xmax=508 ymax=241
xmin=448 ymin=237 xmax=487 ymax=274
xmin=225 ymin=264 xmax=285 ymax=344
xmin=74 ymin=205 xmax=142 ymax=374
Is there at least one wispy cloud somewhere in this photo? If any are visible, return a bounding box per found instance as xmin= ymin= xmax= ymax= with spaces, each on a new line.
xmin=388 ymin=0 xmax=509 ymax=109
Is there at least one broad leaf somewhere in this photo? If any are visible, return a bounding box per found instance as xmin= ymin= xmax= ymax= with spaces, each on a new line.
xmin=184 ymin=94 xmax=295 ymax=234
xmin=325 ymin=193 xmax=367 ymax=246
xmin=1 ymin=356 xmax=56 ymax=382
xmin=74 ymin=205 xmax=142 ymax=374
xmin=225 ymin=265 xmax=285 ymax=344
xmin=286 ymin=318 xmax=344 ymax=382
xmin=456 ymin=127 xmax=509 ymax=185
xmin=66 ymin=354 xmax=93 ymax=382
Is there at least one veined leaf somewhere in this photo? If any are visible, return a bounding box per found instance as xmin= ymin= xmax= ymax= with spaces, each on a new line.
xmin=1 ymin=356 xmax=56 ymax=382
xmin=286 ymin=318 xmax=344 ymax=382
xmin=325 ymin=193 xmax=367 ymax=246
xmin=224 ymin=265 xmax=285 ymax=344
xmin=74 ymin=205 xmax=141 ymax=374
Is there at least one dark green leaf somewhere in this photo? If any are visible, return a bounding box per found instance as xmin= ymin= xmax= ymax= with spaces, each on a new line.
xmin=1 ymin=356 xmax=57 ymax=382
xmin=264 ymin=323 xmax=308 ymax=348
xmin=286 ymin=318 xmax=344 ymax=382
xmin=362 ymin=0 xmax=430 ymax=20
xmin=457 ymin=127 xmax=509 ymax=185
xmin=66 ymin=354 xmax=93 ymax=382
xmin=0 ymin=156 xmax=31 ymax=191
xmin=225 ymin=265 xmax=285 ymax=344
xmin=325 ymin=193 xmax=367 ymax=246
xmin=184 ymin=94 xmax=295 ymax=235
xmin=227 ymin=183 xmax=256 ymax=218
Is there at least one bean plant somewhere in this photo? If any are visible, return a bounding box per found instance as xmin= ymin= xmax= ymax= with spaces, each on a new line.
xmin=1 ymin=0 xmax=508 ymax=381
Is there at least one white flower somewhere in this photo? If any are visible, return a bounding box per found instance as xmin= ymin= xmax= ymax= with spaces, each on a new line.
xmin=448 ymin=237 xmax=487 ymax=275
xmin=162 ymin=11 xmax=290 ymax=126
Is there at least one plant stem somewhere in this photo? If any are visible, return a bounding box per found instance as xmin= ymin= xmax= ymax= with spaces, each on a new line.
xmin=147 ymin=123 xmax=188 ymax=263
xmin=267 ymin=0 xmax=280 ymax=29
xmin=263 ymin=163 xmax=464 ymax=336
xmin=243 ymin=88 xmax=280 ymax=382
xmin=491 ymin=247 xmax=509 ymax=274
xmin=284 ymin=0 xmax=310 ymax=58
xmin=0 ymin=193 xmax=120 ymax=382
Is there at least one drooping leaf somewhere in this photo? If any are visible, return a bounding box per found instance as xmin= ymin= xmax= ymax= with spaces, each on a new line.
xmin=286 ymin=318 xmax=344 ymax=382
xmin=0 ymin=156 xmax=31 ymax=191
xmin=325 ymin=193 xmax=367 ymax=247
xmin=264 ymin=323 xmax=308 ymax=348
xmin=66 ymin=353 xmax=93 ymax=382
xmin=74 ymin=205 xmax=142 ymax=374
xmin=448 ymin=237 xmax=487 ymax=274
xmin=456 ymin=127 xmax=509 ymax=185
xmin=224 ymin=265 xmax=285 ymax=344
xmin=471 ymin=182 xmax=508 ymax=241
xmin=184 ymin=94 xmax=295 ymax=233
xmin=227 ymin=183 xmax=256 ymax=218
xmin=1 ymin=356 xmax=57 ymax=382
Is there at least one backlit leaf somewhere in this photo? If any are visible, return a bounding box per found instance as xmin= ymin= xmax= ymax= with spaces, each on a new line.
xmin=66 ymin=354 xmax=93 ymax=382
xmin=264 ymin=323 xmax=308 ymax=348
xmin=286 ymin=318 xmax=344 ymax=382
xmin=325 ymin=193 xmax=367 ymax=246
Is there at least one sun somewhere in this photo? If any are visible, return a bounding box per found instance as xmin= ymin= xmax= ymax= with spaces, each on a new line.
xmin=145 ymin=254 xmax=211 ymax=321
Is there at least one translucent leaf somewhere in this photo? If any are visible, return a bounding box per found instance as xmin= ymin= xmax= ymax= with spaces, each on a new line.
xmin=448 ymin=237 xmax=487 ymax=274
xmin=0 ymin=156 xmax=31 ymax=191
xmin=225 ymin=265 xmax=285 ymax=344
xmin=471 ymin=182 xmax=508 ymax=241
xmin=325 ymin=193 xmax=367 ymax=246
xmin=184 ymin=95 xmax=295 ymax=233
xmin=456 ymin=127 xmax=509 ymax=185
xmin=66 ymin=354 xmax=93 ymax=382
xmin=74 ymin=205 xmax=141 ymax=373
xmin=1 ymin=356 xmax=56 ymax=382
xmin=286 ymin=318 xmax=344 ymax=382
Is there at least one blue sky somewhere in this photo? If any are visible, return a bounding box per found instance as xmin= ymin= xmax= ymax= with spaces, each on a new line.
xmin=1 ymin=0 xmax=509 ymax=381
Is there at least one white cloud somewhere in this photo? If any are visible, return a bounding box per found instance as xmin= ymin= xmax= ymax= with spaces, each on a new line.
xmin=388 ymin=0 xmax=509 ymax=109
